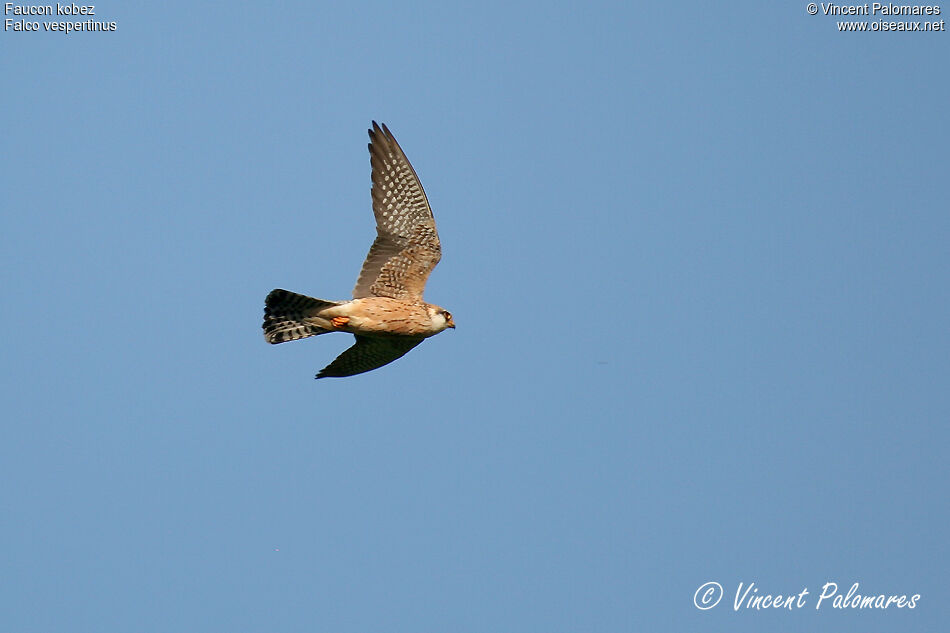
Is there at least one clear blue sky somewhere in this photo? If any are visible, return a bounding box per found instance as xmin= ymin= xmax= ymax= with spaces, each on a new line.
xmin=2 ymin=2 xmax=947 ymax=632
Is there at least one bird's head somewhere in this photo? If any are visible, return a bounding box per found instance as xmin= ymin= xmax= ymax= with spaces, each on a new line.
xmin=427 ymin=304 xmax=456 ymax=332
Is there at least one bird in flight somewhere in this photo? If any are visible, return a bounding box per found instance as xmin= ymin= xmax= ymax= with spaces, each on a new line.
xmin=262 ymin=122 xmax=454 ymax=378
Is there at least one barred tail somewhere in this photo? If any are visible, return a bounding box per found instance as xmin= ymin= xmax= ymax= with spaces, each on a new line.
xmin=263 ymin=289 xmax=340 ymax=344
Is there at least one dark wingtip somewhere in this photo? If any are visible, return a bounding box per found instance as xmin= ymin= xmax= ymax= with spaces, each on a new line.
xmin=369 ymin=121 xmax=394 ymax=143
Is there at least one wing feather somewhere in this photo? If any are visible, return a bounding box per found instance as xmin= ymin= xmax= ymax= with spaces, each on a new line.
xmin=352 ymin=122 xmax=441 ymax=300
xmin=316 ymin=335 xmax=424 ymax=379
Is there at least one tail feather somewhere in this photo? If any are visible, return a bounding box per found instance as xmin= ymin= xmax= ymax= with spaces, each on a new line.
xmin=263 ymin=289 xmax=340 ymax=344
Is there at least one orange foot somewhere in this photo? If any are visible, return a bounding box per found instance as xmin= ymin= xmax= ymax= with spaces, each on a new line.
xmin=330 ymin=316 xmax=350 ymax=329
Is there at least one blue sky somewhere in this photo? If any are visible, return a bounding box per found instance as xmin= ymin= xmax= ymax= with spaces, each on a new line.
xmin=2 ymin=2 xmax=947 ymax=632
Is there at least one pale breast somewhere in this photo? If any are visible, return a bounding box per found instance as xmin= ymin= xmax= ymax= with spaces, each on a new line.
xmin=346 ymin=297 xmax=433 ymax=337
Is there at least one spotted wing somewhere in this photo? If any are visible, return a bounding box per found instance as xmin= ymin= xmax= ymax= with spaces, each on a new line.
xmin=316 ymin=335 xmax=424 ymax=379
xmin=352 ymin=122 xmax=441 ymax=301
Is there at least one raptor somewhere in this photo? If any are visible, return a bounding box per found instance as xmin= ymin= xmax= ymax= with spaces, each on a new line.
xmin=262 ymin=122 xmax=454 ymax=378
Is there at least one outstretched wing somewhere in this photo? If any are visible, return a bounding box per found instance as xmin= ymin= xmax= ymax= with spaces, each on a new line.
xmin=352 ymin=122 xmax=441 ymax=301
xmin=316 ymin=335 xmax=425 ymax=379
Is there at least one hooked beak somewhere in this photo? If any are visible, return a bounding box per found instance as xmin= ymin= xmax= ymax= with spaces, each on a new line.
xmin=447 ymin=319 xmax=456 ymax=329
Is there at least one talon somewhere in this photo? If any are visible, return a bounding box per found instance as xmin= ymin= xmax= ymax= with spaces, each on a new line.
xmin=331 ymin=316 xmax=350 ymax=328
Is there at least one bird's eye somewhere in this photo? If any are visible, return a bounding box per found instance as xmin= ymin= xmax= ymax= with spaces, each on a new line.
xmin=442 ymin=311 xmax=451 ymax=320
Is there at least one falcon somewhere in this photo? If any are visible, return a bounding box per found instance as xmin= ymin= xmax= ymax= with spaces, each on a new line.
xmin=262 ymin=122 xmax=454 ymax=378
